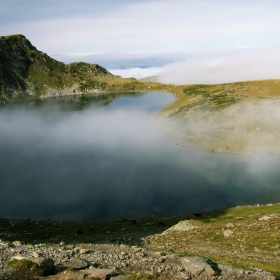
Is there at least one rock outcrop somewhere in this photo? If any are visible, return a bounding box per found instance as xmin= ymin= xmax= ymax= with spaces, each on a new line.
xmin=0 ymin=34 xmax=112 ymax=101
xmin=162 ymin=220 xmax=199 ymax=234
xmin=181 ymin=256 xmax=215 ymax=277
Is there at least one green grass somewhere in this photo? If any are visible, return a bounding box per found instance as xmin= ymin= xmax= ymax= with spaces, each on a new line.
xmin=145 ymin=203 xmax=280 ymax=275
xmin=6 ymin=259 xmax=46 ymax=277
xmin=158 ymin=79 xmax=280 ymax=153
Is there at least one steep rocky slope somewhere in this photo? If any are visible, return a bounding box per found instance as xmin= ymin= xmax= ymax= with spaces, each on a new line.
xmin=0 ymin=34 xmax=153 ymax=102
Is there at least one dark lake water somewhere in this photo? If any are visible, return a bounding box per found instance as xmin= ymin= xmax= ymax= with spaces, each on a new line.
xmin=1 ymin=92 xmax=280 ymax=221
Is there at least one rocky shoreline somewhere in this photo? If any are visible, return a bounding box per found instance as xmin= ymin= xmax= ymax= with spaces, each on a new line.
xmin=0 ymin=239 xmax=277 ymax=280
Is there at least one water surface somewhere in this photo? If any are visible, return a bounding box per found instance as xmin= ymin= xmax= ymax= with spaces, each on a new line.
xmin=1 ymin=92 xmax=280 ymax=221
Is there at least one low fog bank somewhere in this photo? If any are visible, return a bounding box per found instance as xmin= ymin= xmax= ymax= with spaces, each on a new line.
xmin=109 ymin=67 xmax=164 ymax=80
xmin=157 ymin=48 xmax=280 ymax=84
xmin=1 ymin=93 xmax=280 ymax=221
xmin=165 ymin=98 xmax=280 ymax=153
xmin=104 ymin=48 xmax=280 ymax=84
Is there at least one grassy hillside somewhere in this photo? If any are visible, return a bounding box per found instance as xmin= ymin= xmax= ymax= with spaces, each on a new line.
xmin=158 ymin=80 xmax=280 ymax=154
xmin=145 ymin=203 xmax=280 ymax=275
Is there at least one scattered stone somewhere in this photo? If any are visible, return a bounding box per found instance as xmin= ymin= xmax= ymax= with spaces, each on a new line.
xmin=32 ymin=251 xmax=40 ymax=258
xmin=47 ymin=270 xmax=85 ymax=280
xmin=30 ymin=257 xmax=54 ymax=275
xmin=74 ymin=246 xmax=82 ymax=252
xmin=155 ymin=251 xmax=167 ymax=257
xmin=80 ymin=267 xmax=118 ymax=279
xmin=111 ymin=275 xmax=132 ymax=279
xmin=181 ymin=256 xmax=215 ymax=277
xmin=63 ymin=258 xmax=89 ymax=270
xmin=218 ymin=264 xmax=276 ymax=280
xmin=223 ymin=229 xmax=234 ymax=237
xmin=226 ymin=223 xmax=234 ymax=228
xmin=162 ymin=220 xmax=199 ymax=234
xmin=14 ymin=255 xmax=25 ymax=260
xmin=259 ymin=214 xmax=279 ymax=221
xmin=0 ymin=237 xmax=277 ymax=279
xmin=12 ymin=240 xmax=22 ymax=246
xmin=79 ymin=248 xmax=91 ymax=254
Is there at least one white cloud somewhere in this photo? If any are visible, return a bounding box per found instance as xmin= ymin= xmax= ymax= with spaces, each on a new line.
xmin=157 ymin=48 xmax=280 ymax=84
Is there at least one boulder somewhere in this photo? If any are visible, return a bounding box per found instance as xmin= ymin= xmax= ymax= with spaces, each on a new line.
xmin=223 ymin=229 xmax=234 ymax=237
xmin=218 ymin=264 xmax=276 ymax=280
xmin=226 ymin=223 xmax=234 ymax=228
xmin=12 ymin=240 xmax=22 ymax=246
xmin=47 ymin=270 xmax=85 ymax=280
xmin=4 ymin=258 xmax=54 ymax=278
xmin=28 ymin=257 xmax=54 ymax=275
xmin=79 ymin=248 xmax=91 ymax=254
xmin=259 ymin=214 xmax=279 ymax=221
xmin=162 ymin=220 xmax=199 ymax=234
xmin=80 ymin=267 xmax=118 ymax=279
xmin=181 ymin=256 xmax=215 ymax=277
xmin=63 ymin=258 xmax=89 ymax=269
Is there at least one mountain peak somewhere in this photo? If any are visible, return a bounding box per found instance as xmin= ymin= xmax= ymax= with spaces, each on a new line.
xmin=0 ymin=34 xmax=37 ymax=52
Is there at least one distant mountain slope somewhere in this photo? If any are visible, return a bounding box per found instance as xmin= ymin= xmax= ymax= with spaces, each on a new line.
xmin=0 ymin=34 xmax=153 ymax=102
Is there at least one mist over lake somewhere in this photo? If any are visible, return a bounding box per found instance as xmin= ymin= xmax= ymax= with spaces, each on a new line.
xmin=1 ymin=92 xmax=280 ymax=221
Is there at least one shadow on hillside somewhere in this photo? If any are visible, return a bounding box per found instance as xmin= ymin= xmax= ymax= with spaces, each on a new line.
xmin=0 ymin=208 xmax=229 ymax=247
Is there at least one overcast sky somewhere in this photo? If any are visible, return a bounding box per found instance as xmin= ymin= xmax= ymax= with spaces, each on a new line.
xmin=1 ymin=0 xmax=280 ymax=82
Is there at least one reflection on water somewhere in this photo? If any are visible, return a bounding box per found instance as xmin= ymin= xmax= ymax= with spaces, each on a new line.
xmin=0 ymin=92 xmax=280 ymax=221
xmin=0 ymin=92 xmax=120 ymax=111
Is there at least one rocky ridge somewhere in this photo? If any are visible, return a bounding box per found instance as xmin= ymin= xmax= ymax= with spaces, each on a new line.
xmin=0 ymin=239 xmax=276 ymax=280
xmin=0 ymin=34 xmax=110 ymax=100
xmin=0 ymin=34 xmax=152 ymax=102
